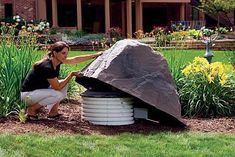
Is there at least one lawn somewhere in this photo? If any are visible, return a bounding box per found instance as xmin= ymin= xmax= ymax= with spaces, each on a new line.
xmin=0 ymin=49 xmax=233 ymax=157
xmin=59 ymin=49 xmax=233 ymax=96
xmin=0 ymin=133 xmax=234 ymax=157
xmin=161 ymin=49 xmax=231 ymax=64
xmin=64 ymin=49 xmax=232 ymax=72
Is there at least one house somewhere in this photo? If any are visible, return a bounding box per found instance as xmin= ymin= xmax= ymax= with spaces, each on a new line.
xmin=0 ymin=0 xmax=234 ymax=37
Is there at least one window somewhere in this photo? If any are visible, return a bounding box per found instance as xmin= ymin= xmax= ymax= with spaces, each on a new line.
xmin=192 ymin=7 xmax=199 ymax=21
xmin=5 ymin=3 xmax=13 ymax=18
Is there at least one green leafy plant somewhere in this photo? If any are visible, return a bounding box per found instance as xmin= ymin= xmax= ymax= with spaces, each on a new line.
xmin=107 ymin=27 xmax=123 ymax=41
xmin=216 ymin=27 xmax=229 ymax=34
xmin=163 ymin=50 xmax=187 ymax=87
xmin=152 ymin=26 xmax=172 ymax=47
xmin=18 ymin=109 xmax=27 ymax=123
xmin=179 ymin=57 xmax=235 ymax=117
xmin=200 ymin=0 xmax=235 ymax=27
xmin=201 ymin=28 xmax=214 ymax=37
xmin=134 ymin=29 xmax=145 ymax=39
xmin=0 ymin=26 xmax=39 ymax=117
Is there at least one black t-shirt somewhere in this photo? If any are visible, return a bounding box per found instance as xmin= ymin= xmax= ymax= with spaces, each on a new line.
xmin=21 ymin=59 xmax=61 ymax=92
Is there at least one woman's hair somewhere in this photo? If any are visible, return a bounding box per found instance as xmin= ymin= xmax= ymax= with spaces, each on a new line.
xmin=33 ymin=41 xmax=69 ymax=69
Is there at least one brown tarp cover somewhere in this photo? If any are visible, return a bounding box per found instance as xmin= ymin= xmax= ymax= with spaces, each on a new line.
xmin=76 ymin=39 xmax=185 ymax=126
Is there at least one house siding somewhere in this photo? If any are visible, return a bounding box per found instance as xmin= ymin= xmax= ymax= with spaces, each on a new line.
xmin=0 ymin=0 xmax=36 ymax=21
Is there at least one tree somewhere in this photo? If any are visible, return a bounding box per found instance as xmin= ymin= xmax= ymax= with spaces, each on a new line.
xmin=200 ymin=0 xmax=235 ymax=27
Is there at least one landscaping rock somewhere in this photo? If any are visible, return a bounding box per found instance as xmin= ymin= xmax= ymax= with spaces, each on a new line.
xmin=76 ymin=39 xmax=185 ymax=126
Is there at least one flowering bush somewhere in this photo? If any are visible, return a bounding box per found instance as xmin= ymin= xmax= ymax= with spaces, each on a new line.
xmin=1 ymin=15 xmax=50 ymax=35
xmin=201 ymin=28 xmax=214 ymax=37
xmin=134 ymin=29 xmax=145 ymax=39
xmin=107 ymin=27 xmax=122 ymax=41
xmin=151 ymin=26 xmax=172 ymax=47
xmin=179 ymin=57 xmax=235 ymax=117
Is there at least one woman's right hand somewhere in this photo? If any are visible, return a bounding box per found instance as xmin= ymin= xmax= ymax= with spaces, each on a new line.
xmin=71 ymin=71 xmax=83 ymax=77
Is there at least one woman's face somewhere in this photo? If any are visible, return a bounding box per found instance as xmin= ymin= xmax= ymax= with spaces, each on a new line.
xmin=55 ymin=47 xmax=68 ymax=63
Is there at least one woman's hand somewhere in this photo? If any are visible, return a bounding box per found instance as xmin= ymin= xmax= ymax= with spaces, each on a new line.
xmin=71 ymin=71 xmax=82 ymax=77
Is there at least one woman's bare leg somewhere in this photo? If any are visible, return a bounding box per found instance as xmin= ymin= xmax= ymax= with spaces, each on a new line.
xmin=48 ymin=102 xmax=60 ymax=116
xmin=27 ymin=103 xmax=43 ymax=116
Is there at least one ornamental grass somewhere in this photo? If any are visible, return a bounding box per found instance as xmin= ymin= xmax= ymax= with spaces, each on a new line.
xmin=0 ymin=26 xmax=39 ymax=117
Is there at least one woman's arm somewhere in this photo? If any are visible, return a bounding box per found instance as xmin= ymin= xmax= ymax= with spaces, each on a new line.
xmin=47 ymin=71 xmax=80 ymax=90
xmin=63 ymin=52 xmax=102 ymax=64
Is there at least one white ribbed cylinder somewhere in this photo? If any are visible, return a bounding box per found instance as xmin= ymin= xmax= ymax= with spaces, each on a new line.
xmin=81 ymin=97 xmax=134 ymax=126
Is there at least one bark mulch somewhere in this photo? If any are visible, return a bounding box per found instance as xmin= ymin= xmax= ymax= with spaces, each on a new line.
xmin=0 ymin=99 xmax=234 ymax=135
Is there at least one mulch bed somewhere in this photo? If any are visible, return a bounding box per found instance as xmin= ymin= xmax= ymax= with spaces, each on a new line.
xmin=0 ymin=99 xmax=234 ymax=135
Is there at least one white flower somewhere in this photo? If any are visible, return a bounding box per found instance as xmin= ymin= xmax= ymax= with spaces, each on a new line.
xmin=34 ymin=26 xmax=39 ymax=31
xmin=39 ymin=22 xmax=45 ymax=26
xmin=27 ymin=27 xmax=32 ymax=32
xmin=16 ymin=19 xmax=21 ymax=22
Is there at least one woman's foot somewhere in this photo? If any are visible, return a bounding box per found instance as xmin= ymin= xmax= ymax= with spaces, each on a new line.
xmin=26 ymin=104 xmax=42 ymax=116
xmin=27 ymin=114 xmax=39 ymax=120
xmin=47 ymin=113 xmax=63 ymax=120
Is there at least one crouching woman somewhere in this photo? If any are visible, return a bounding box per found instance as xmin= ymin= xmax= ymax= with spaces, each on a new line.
xmin=21 ymin=41 xmax=101 ymax=119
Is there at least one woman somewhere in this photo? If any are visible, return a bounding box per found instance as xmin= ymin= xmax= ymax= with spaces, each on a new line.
xmin=21 ymin=41 xmax=101 ymax=120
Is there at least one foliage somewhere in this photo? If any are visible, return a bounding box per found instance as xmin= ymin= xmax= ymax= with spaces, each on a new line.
xmin=11 ymin=15 xmax=50 ymax=34
xmin=225 ymin=51 xmax=235 ymax=67
xmin=59 ymin=66 xmax=78 ymax=97
xmin=201 ymin=28 xmax=215 ymax=37
xmin=188 ymin=29 xmax=202 ymax=39
xmin=171 ymin=22 xmax=189 ymax=31
xmin=18 ymin=109 xmax=27 ymax=123
xmin=179 ymin=57 xmax=235 ymax=117
xmin=73 ymin=30 xmax=87 ymax=38
xmin=107 ymin=27 xmax=123 ymax=41
xmin=163 ymin=50 xmax=187 ymax=87
xmin=151 ymin=26 xmax=172 ymax=47
xmin=134 ymin=29 xmax=145 ymax=39
xmin=49 ymin=27 xmax=58 ymax=35
xmin=215 ymin=27 xmax=229 ymax=34
xmin=63 ymin=29 xmax=87 ymax=38
xmin=200 ymin=0 xmax=235 ymax=26
xmin=0 ymin=26 xmax=39 ymax=117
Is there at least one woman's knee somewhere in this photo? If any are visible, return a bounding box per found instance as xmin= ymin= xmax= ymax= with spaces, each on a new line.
xmin=54 ymin=91 xmax=65 ymax=101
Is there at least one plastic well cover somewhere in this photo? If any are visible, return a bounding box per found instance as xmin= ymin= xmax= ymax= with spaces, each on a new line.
xmin=76 ymin=39 xmax=186 ymax=126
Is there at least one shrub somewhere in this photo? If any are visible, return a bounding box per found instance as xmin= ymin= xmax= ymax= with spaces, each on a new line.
xmin=201 ymin=28 xmax=214 ymax=37
xmin=215 ymin=27 xmax=229 ymax=34
xmin=188 ymin=29 xmax=202 ymax=40
xmin=179 ymin=57 xmax=235 ymax=118
xmin=152 ymin=26 xmax=172 ymax=47
xmin=134 ymin=30 xmax=145 ymax=39
xmin=107 ymin=27 xmax=123 ymax=41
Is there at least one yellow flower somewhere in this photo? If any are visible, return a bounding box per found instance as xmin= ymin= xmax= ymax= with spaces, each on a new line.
xmin=210 ymin=62 xmax=224 ymax=77
xmin=207 ymin=74 xmax=213 ymax=84
xmin=219 ymin=74 xmax=227 ymax=86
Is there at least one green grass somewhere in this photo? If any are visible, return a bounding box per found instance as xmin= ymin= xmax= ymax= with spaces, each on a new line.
xmin=0 ymin=132 xmax=234 ymax=157
xmin=58 ymin=51 xmax=97 ymax=74
xmin=64 ymin=49 xmax=231 ymax=72
xmin=160 ymin=49 xmax=231 ymax=64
